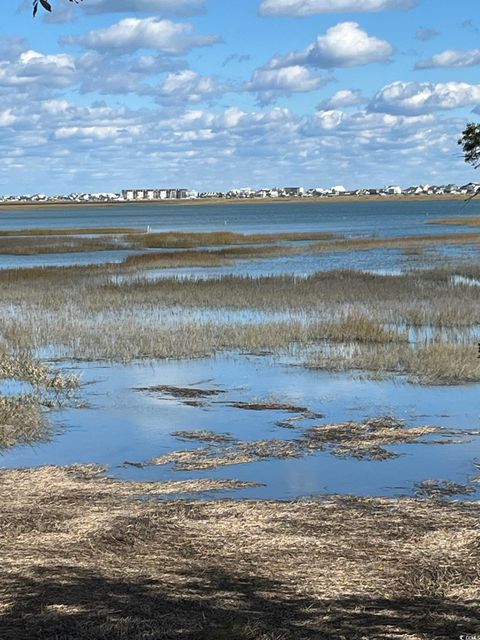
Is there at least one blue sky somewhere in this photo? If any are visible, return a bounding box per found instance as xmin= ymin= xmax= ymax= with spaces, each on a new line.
xmin=1 ymin=0 xmax=480 ymax=193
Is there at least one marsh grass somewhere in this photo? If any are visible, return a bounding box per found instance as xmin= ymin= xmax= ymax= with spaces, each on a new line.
xmin=151 ymin=439 xmax=302 ymax=471
xmin=135 ymin=384 xmax=226 ymax=398
xmin=1 ymin=256 xmax=479 ymax=382
xmin=322 ymin=313 xmax=408 ymax=343
xmin=309 ymin=231 xmax=480 ymax=253
xmin=428 ymin=216 xmax=480 ymax=227
xmin=300 ymin=416 xmax=440 ymax=461
xmin=171 ymin=430 xmax=236 ymax=443
xmin=229 ymin=402 xmax=320 ymax=417
xmin=128 ymin=230 xmax=339 ymax=249
xmin=1 ymin=465 xmax=479 ymax=639
xmin=144 ymin=416 xmax=467 ymax=469
xmin=0 ymin=394 xmax=49 ymax=449
xmin=307 ymin=342 xmax=480 ymax=384
xmin=0 ymin=227 xmax=142 ymax=236
xmin=415 ymin=480 xmax=477 ymax=498
xmin=0 ymin=236 xmax=126 ymax=255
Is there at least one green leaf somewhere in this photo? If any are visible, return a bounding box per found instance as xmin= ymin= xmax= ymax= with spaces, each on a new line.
xmin=39 ymin=0 xmax=52 ymax=11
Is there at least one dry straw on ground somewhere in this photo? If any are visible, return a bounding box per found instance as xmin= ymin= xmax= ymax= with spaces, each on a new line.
xmin=142 ymin=416 xmax=470 ymax=469
xmin=0 ymin=465 xmax=479 ymax=639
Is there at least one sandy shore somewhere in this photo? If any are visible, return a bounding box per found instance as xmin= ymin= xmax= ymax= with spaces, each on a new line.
xmin=1 ymin=464 xmax=479 ymax=639
xmin=0 ymin=193 xmax=469 ymax=211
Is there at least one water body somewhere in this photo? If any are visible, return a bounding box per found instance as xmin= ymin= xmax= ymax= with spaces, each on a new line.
xmin=2 ymin=356 xmax=479 ymax=500
xmin=0 ymin=200 xmax=478 ymax=272
xmin=0 ymin=199 xmax=478 ymax=236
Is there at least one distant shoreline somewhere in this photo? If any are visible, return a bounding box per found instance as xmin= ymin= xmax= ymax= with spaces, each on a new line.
xmin=0 ymin=193 xmax=470 ymax=211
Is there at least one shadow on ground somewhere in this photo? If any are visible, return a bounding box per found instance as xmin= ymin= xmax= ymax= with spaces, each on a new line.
xmin=1 ymin=565 xmax=479 ymax=640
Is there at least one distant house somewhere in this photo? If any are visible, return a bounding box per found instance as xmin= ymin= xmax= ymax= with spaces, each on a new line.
xmin=384 ymin=185 xmax=402 ymax=195
xmin=284 ymin=187 xmax=304 ymax=197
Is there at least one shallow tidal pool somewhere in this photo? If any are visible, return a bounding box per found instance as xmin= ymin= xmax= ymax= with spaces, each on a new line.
xmin=2 ymin=354 xmax=479 ymax=501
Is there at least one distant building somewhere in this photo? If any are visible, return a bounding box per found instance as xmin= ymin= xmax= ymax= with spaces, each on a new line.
xmin=284 ymin=187 xmax=304 ymax=197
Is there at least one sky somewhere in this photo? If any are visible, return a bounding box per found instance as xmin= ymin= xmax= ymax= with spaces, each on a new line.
xmin=1 ymin=0 xmax=480 ymax=194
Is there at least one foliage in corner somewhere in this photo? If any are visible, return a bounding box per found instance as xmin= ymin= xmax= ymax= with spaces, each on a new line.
xmin=459 ymin=123 xmax=480 ymax=170
xmin=33 ymin=0 xmax=82 ymax=17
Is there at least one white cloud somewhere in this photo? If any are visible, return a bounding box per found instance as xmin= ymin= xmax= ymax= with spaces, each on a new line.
xmin=62 ymin=17 xmax=221 ymax=54
xmin=0 ymin=49 xmax=76 ymax=90
xmin=318 ymin=88 xmax=365 ymax=108
xmin=269 ymin=22 xmax=393 ymax=69
xmin=246 ymin=65 xmax=329 ymax=103
xmin=259 ymin=0 xmax=416 ymax=16
xmin=370 ymin=80 xmax=480 ymax=115
xmin=156 ymin=70 xmax=227 ymax=104
xmin=415 ymin=49 xmax=480 ymax=69
xmin=0 ymin=110 xmax=16 ymax=127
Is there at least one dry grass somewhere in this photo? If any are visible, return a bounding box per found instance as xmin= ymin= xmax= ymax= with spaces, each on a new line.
xmin=127 ymin=230 xmax=338 ymax=249
xmin=0 ymin=246 xmax=479 ymax=382
xmin=150 ymin=439 xmax=301 ymax=471
xmin=0 ymin=465 xmax=479 ymax=639
xmin=0 ymin=236 xmax=126 ymax=255
xmin=171 ymin=430 xmax=236 ymax=443
xmin=0 ymin=268 xmax=477 ymax=382
xmin=322 ymin=313 xmax=408 ymax=343
xmin=300 ymin=416 xmax=440 ymax=461
xmin=415 ymin=480 xmax=477 ymax=499
xmin=228 ymin=401 xmax=319 ymax=416
xmin=307 ymin=342 xmax=480 ymax=385
xmin=309 ymin=231 xmax=480 ymax=253
xmin=96 ymin=268 xmax=480 ymax=327
xmin=428 ymin=216 xmax=480 ymax=228
xmin=143 ymin=416 xmax=467 ymax=469
xmin=0 ymin=227 xmax=142 ymax=236
xmin=135 ymin=384 xmax=226 ymax=398
xmin=0 ymin=395 xmax=49 ymax=449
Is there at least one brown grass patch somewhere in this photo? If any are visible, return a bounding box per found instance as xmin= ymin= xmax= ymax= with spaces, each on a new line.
xmin=0 ymin=395 xmax=49 ymax=449
xmin=427 ymin=216 xmax=480 ymax=228
xmin=307 ymin=342 xmax=480 ymax=385
xmin=0 ymin=227 xmax=142 ymax=236
xmin=128 ymin=230 xmax=338 ymax=249
xmin=144 ymin=416 xmax=467 ymax=468
xmin=151 ymin=439 xmax=301 ymax=471
xmin=300 ymin=416 xmax=440 ymax=461
xmin=0 ymin=465 xmax=479 ymax=639
xmin=172 ymin=430 xmax=236 ymax=443
xmin=229 ymin=401 xmax=320 ymax=417
xmin=135 ymin=384 xmax=226 ymax=398
xmin=415 ymin=480 xmax=477 ymax=498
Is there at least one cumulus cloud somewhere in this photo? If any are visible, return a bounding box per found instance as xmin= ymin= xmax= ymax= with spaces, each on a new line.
xmin=62 ymin=17 xmax=221 ymax=54
xmin=246 ymin=65 xmax=330 ymax=104
xmin=369 ymin=80 xmax=480 ymax=115
xmin=415 ymin=49 xmax=480 ymax=69
xmin=76 ymin=51 xmax=184 ymax=95
xmin=269 ymin=22 xmax=393 ymax=69
xmin=318 ymin=88 xmax=366 ymax=109
xmin=155 ymin=70 xmax=227 ymax=104
xmin=0 ymin=49 xmax=76 ymax=91
xmin=259 ymin=0 xmax=416 ymax=16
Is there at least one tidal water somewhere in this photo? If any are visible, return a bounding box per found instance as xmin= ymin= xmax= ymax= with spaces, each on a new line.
xmin=0 ymin=199 xmax=478 ymax=236
xmin=0 ymin=199 xmax=478 ymax=272
xmin=1 ymin=200 xmax=479 ymax=499
xmin=2 ymin=356 xmax=479 ymax=500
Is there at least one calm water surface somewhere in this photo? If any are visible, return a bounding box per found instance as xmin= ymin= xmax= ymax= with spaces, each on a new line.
xmin=2 ymin=356 xmax=479 ymax=500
